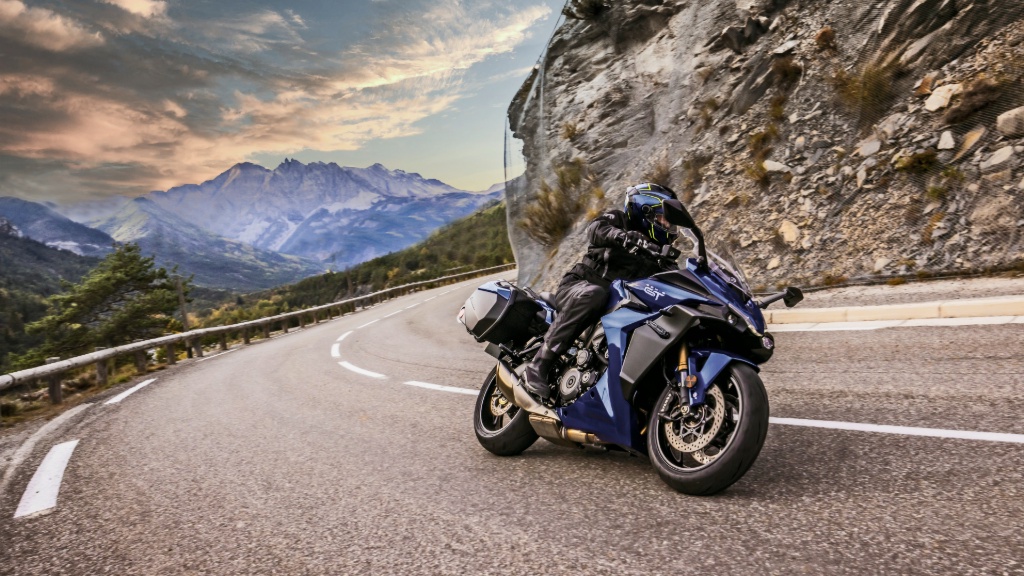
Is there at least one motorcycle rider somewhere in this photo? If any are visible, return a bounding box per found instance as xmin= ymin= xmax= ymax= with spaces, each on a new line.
xmin=523 ymin=183 xmax=680 ymax=399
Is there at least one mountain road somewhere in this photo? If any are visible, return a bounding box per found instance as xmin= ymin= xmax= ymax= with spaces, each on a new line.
xmin=2 ymin=273 xmax=1023 ymax=574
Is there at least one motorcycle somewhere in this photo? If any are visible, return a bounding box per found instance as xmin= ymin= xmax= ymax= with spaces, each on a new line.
xmin=457 ymin=200 xmax=803 ymax=495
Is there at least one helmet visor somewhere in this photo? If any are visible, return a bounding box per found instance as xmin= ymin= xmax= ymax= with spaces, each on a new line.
xmin=651 ymin=211 xmax=677 ymax=236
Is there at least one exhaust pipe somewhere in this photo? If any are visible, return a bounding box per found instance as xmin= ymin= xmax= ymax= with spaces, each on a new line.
xmin=528 ymin=415 xmax=603 ymax=446
xmin=495 ymin=360 xmax=560 ymax=421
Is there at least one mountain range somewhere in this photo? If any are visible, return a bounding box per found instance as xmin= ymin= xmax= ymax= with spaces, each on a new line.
xmin=2 ymin=160 xmax=503 ymax=290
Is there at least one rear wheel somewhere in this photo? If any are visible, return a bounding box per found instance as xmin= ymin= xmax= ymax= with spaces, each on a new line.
xmin=647 ymin=363 xmax=768 ymax=495
xmin=474 ymin=366 xmax=537 ymax=456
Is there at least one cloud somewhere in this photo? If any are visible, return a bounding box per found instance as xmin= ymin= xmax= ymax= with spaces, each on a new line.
xmin=0 ymin=0 xmax=103 ymax=51
xmin=99 ymin=0 xmax=167 ymax=19
xmin=0 ymin=1 xmax=555 ymax=199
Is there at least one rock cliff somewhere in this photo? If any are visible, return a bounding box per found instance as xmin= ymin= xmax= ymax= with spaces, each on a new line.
xmin=507 ymin=0 xmax=1024 ymax=291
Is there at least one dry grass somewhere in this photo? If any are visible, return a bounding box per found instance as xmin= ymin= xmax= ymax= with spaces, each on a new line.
xmin=646 ymin=157 xmax=672 ymax=188
xmin=831 ymin=58 xmax=903 ymax=127
xmin=769 ymin=94 xmax=788 ymax=121
xmin=926 ymin=185 xmax=948 ymax=201
xmin=887 ymin=277 xmax=907 ymax=286
xmin=561 ymin=122 xmax=579 ymax=141
xmin=895 ymin=149 xmax=938 ymax=174
xmin=772 ymin=56 xmax=803 ymax=91
xmin=698 ymin=97 xmax=721 ymax=130
xmin=815 ymin=26 xmax=837 ymax=51
xmin=520 ymin=159 xmax=603 ymax=246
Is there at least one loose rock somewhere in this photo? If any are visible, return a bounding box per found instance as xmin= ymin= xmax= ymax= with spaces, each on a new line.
xmin=979 ymin=146 xmax=1014 ymax=171
xmin=856 ymin=138 xmax=882 ymax=157
xmin=996 ymin=106 xmax=1024 ymax=137
xmin=938 ymin=131 xmax=955 ymax=150
xmin=778 ymin=220 xmax=800 ymax=244
xmin=763 ymin=160 xmax=791 ymax=173
xmin=924 ymin=84 xmax=962 ymax=112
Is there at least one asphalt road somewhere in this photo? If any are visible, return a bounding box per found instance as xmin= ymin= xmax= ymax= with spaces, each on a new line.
xmin=2 ymin=273 xmax=1023 ymax=575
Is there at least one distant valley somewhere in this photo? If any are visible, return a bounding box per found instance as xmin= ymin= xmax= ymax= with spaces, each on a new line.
xmin=1 ymin=160 xmax=502 ymax=290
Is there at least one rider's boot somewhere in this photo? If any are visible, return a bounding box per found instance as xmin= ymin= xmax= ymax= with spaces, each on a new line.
xmin=522 ymin=344 xmax=557 ymax=400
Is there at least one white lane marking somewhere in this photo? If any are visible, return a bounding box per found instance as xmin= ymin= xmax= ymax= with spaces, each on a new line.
xmin=357 ymin=319 xmax=379 ymax=329
xmin=769 ymin=316 xmax=1024 ymax=332
xmin=405 ymin=303 xmax=419 ymax=309
xmin=14 ymin=440 xmax=80 ymax=519
xmin=383 ymin=310 xmax=403 ymax=318
xmin=770 ymin=417 xmax=1024 ymax=444
xmin=338 ymin=361 xmax=386 ymax=379
xmin=424 ymin=296 xmax=438 ymax=302
xmin=104 ymin=378 xmax=157 ymax=405
xmin=0 ymin=404 xmax=91 ymax=496
xmin=900 ymin=316 xmax=1017 ymax=327
xmin=337 ymin=331 xmax=352 ymax=342
xmin=196 ymin=348 xmax=239 ymax=362
xmin=331 ymin=343 xmax=342 ymax=358
xmin=405 ymin=381 xmax=478 ymax=396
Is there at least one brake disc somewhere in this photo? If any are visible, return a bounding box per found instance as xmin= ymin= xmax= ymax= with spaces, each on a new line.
xmin=664 ymin=385 xmax=726 ymax=462
xmin=489 ymin=390 xmax=513 ymax=417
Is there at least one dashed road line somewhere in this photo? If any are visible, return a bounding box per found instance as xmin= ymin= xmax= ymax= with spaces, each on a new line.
xmin=357 ymin=319 xmax=380 ymax=329
xmin=405 ymin=303 xmax=419 ymax=309
xmin=383 ymin=310 xmax=403 ymax=318
xmin=0 ymin=404 xmax=91 ymax=496
xmin=104 ymin=379 xmax=157 ymax=405
xmin=14 ymin=440 xmax=80 ymax=519
xmin=769 ymin=316 xmax=1024 ymax=332
xmin=404 ymin=381 xmax=478 ymax=396
xmin=770 ymin=417 xmax=1024 ymax=444
xmin=196 ymin=348 xmax=239 ymax=362
xmin=336 ymin=331 xmax=353 ymax=342
xmin=331 ymin=343 xmax=342 ymax=358
xmin=338 ymin=361 xmax=386 ymax=379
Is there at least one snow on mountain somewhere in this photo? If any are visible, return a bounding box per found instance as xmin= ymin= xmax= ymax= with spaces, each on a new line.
xmin=93 ymin=197 xmax=324 ymax=290
xmin=0 ymin=197 xmax=114 ymax=257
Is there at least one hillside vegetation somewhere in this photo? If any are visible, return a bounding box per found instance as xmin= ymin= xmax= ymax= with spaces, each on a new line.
xmin=0 ymin=234 xmax=99 ymax=370
xmin=197 ymin=201 xmax=514 ymax=326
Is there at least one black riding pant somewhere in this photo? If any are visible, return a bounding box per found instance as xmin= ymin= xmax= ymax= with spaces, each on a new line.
xmin=543 ymin=276 xmax=609 ymax=355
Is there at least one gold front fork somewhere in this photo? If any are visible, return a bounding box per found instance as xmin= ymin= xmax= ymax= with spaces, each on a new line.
xmin=678 ymin=343 xmax=696 ymax=389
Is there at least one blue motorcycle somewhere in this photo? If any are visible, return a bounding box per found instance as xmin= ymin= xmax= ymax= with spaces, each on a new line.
xmin=458 ymin=200 xmax=803 ymax=494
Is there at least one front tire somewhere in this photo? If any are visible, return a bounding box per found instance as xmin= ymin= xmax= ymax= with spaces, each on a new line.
xmin=647 ymin=363 xmax=769 ymax=495
xmin=474 ymin=366 xmax=538 ymax=456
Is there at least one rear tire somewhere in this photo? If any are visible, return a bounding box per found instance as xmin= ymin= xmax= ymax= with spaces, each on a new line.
xmin=647 ymin=363 xmax=768 ymax=495
xmin=474 ymin=367 xmax=538 ymax=456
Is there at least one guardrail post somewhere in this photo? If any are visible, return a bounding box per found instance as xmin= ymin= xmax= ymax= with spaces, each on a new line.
xmin=191 ymin=339 xmax=204 ymax=358
xmin=46 ymin=357 xmax=62 ymax=405
xmin=95 ymin=348 xmax=109 ymax=385
xmin=282 ymin=319 xmax=289 ymax=334
xmin=134 ymin=348 xmax=148 ymax=375
xmin=219 ymin=334 xmax=228 ymax=351
xmin=299 ymin=314 xmax=306 ymax=329
xmin=165 ymin=343 xmax=176 ymax=365
xmin=313 ymin=310 xmax=320 ymax=324
xmin=243 ymin=328 xmax=251 ymax=345
xmin=262 ymin=323 xmax=271 ymax=339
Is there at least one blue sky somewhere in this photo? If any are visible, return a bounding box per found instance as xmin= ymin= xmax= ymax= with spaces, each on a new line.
xmin=0 ymin=0 xmax=565 ymax=201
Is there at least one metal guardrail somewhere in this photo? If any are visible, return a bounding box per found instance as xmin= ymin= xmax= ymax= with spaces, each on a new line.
xmin=0 ymin=263 xmax=516 ymax=395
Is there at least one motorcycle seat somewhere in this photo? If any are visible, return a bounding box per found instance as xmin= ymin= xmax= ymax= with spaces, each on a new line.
xmin=538 ymin=291 xmax=558 ymax=309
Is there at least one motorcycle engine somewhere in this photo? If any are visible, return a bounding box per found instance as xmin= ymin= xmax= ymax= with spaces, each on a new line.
xmin=557 ymin=347 xmax=602 ymax=403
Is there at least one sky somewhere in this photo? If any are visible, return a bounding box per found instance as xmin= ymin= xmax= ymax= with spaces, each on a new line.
xmin=0 ymin=0 xmax=565 ymax=203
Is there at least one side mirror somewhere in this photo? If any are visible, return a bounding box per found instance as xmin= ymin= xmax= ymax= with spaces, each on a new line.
xmin=783 ymin=287 xmax=804 ymax=308
xmin=662 ymin=199 xmax=697 ymax=230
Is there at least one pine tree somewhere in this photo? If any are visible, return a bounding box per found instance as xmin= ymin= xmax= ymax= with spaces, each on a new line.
xmin=16 ymin=243 xmax=189 ymax=366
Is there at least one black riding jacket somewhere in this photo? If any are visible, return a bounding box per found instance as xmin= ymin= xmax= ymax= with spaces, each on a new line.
xmin=563 ymin=209 xmax=665 ymax=290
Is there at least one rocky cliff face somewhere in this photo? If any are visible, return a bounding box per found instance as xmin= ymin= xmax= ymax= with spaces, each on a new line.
xmin=507 ymin=0 xmax=1024 ymax=291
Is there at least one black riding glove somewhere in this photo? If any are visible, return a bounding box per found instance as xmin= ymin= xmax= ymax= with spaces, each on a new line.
xmin=621 ymin=231 xmax=659 ymax=257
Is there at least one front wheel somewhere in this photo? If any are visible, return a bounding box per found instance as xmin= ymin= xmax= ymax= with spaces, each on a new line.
xmin=474 ymin=366 xmax=538 ymax=456
xmin=647 ymin=363 xmax=769 ymax=495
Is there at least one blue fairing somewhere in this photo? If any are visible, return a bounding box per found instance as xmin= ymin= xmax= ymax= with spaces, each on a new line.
xmin=551 ymin=259 xmax=767 ymax=451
